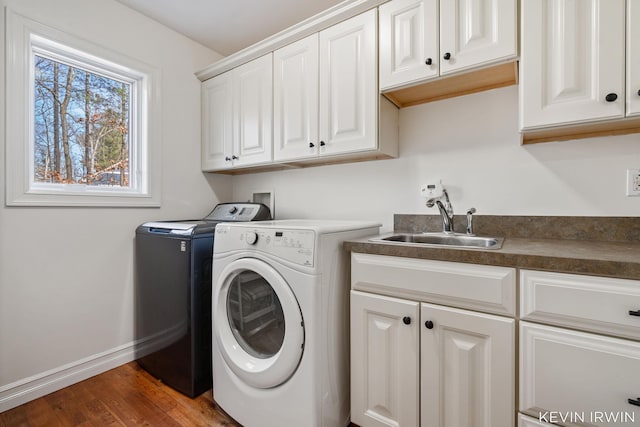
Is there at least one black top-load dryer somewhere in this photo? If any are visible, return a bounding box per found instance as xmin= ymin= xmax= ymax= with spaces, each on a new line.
xmin=134 ymin=202 xmax=271 ymax=397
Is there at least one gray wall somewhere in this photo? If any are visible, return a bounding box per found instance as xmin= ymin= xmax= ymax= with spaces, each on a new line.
xmin=233 ymin=85 xmax=640 ymax=231
xmin=0 ymin=0 xmax=231 ymax=405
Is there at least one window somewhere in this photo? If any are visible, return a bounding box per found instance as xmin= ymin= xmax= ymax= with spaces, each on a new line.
xmin=5 ymin=10 xmax=160 ymax=206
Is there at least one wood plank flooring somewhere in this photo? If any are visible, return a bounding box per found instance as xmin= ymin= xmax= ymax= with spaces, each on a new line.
xmin=0 ymin=362 xmax=240 ymax=427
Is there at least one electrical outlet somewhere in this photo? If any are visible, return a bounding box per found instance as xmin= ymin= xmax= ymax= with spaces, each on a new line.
xmin=627 ymin=169 xmax=640 ymax=196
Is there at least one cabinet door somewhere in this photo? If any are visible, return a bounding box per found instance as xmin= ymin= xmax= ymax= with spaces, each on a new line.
xmin=379 ymin=0 xmax=438 ymax=90
xmin=319 ymin=9 xmax=377 ymax=156
xmin=351 ymin=290 xmax=419 ymax=427
xmin=233 ymin=54 xmax=273 ymax=167
xmin=439 ymin=0 xmax=516 ymax=75
xmin=202 ymin=73 xmax=233 ymax=170
xmin=520 ymin=322 xmax=640 ymax=426
xmin=273 ymin=34 xmax=319 ymax=161
xmin=520 ymin=0 xmax=625 ymax=129
xmin=628 ymin=0 xmax=640 ymax=117
xmin=421 ymin=302 xmax=515 ymax=427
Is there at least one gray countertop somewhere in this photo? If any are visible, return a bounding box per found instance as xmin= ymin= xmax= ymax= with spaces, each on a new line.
xmin=345 ymin=215 xmax=640 ymax=280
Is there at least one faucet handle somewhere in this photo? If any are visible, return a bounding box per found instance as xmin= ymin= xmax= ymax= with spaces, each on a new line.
xmin=466 ymin=208 xmax=476 ymax=236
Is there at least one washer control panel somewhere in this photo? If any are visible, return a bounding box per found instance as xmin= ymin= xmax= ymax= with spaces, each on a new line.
xmin=215 ymin=225 xmax=315 ymax=267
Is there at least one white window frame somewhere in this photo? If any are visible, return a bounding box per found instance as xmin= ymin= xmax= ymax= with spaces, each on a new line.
xmin=5 ymin=10 xmax=161 ymax=207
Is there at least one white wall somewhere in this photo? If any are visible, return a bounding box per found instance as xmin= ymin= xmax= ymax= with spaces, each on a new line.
xmin=232 ymin=85 xmax=640 ymax=232
xmin=0 ymin=0 xmax=231 ymax=408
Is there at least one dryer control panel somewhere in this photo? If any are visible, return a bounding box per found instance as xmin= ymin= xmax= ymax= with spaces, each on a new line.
xmin=215 ymin=225 xmax=316 ymax=268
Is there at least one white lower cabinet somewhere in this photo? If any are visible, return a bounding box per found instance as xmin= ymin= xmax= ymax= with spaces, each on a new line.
xmin=350 ymin=254 xmax=516 ymax=427
xmin=351 ymin=291 xmax=419 ymax=427
xmin=519 ymin=270 xmax=640 ymax=426
xmin=421 ymin=302 xmax=514 ymax=427
xmin=520 ymin=322 xmax=640 ymax=426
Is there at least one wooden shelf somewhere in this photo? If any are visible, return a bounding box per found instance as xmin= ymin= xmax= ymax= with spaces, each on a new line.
xmin=382 ymin=60 xmax=519 ymax=108
xmin=521 ymin=116 xmax=640 ymax=145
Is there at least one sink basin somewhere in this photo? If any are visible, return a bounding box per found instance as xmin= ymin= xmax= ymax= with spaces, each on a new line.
xmin=370 ymin=233 xmax=504 ymax=249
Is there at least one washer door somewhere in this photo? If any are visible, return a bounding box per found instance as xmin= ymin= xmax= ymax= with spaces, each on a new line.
xmin=214 ymin=258 xmax=304 ymax=389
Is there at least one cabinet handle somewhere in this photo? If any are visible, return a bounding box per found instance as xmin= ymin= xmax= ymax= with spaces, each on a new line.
xmin=629 ymin=310 xmax=640 ymax=317
xmin=605 ymin=93 xmax=618 ymax=102
xmin=309 ymin=142 xmax=315 ymax=148
xmin=402 ymin=316 xmax=411 ymax=325
xmin=225 ymin=156 xmax=231 ymax=162
xmin=628 ymin=398 xmax=640 ymax=407
xmin=424 ymin=320 xmax=434 ymax=329
xmin=443 ymin=52 xmax=451 ymax=60
xmin=425 ymin=58 xmax=432 ymax=66
xmin=232 ymin=155 xmax=239 ymax=160
xmin=320 ymin=141 xmax=326 ymax=147
xmin=637 ymin=89 xmax=640 ymax=97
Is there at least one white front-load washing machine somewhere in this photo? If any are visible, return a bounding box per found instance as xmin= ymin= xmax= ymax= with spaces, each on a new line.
xmin=211 ymin=220 xmax=380 ymax=427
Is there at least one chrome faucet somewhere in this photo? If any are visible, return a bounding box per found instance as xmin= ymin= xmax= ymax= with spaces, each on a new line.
xmin=426 ymin=188 xmax=454 ymax=233
xmin=466 ymin=207 xmax=476 ymax=236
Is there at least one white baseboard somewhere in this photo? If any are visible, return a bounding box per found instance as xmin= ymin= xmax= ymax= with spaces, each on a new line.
xmin=0 ymin=341 xmax=139 ymax=413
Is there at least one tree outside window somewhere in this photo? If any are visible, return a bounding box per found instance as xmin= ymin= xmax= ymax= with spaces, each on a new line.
xmin=34 ymin=56 xmax=131 ymax=187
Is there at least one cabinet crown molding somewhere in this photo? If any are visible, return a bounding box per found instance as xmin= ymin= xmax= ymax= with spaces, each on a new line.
xmin=195 ymin=0 xmax=389 ymax=81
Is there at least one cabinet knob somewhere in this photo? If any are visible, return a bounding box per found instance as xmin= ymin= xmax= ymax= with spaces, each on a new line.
xmin=443 ymin=52 xmax=451 ymax=60
xmin=425 ymin=58 xmax=433 ymax=66
xmin=320 ymin=141 xmax=326 ymax=147
xmin=309 ymin=142 xmax=315 ymax=148
xmin=402 ymin=316 xmax=411 ymax=325
xmin=424 ymin=320 xmax=434 ymax=329
xmin=637 ymin=89 xmax=640 ymax=97
xmin=232 ymin=155 xmax=239 ymax=160
xmin=629 ymin=310 xmax=640 ymax=317
xmin=225 ymin=156 xmax=231 ymax=162
xmin=605 ymin=93 xmax=618 ymax=102
xmin=628 ymin=397 xmax=640 ymax=407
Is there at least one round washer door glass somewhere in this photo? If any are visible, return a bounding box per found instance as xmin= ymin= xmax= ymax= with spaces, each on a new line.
xmin=227 ymin=270 xmax=285 ymax=359
xmin=214 ymin=258 xmax=304 ymax=389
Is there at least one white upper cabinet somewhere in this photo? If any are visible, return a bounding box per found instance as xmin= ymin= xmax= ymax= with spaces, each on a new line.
xmin=274 ymin=11 xmax=380 ymax=162
xmin=202 ymin=54 xmax=273 ymax=171
xmin=202 ymin=72 xmax=233 ymax=170
xmin=520 ymin=0 xmax=626 ymax=130
xmin=319 ymin=9 xmax=378 ymax=156
xmin=232 ymin=54 xmax=273 ymax=167
xmin=439 ymin=0 xmax=517 ymax=75
xmin=628 ymin=0 xmax=640 ymax=117
xmin=269 ymin=9 xmax=397 ymax=166
xmin=379 ymin=0 xmax=438 ymax=90
xmin=273 ymin=34 xmax=319 ymax=161
xmin=379 ymin=0 xmax=517 ymax=91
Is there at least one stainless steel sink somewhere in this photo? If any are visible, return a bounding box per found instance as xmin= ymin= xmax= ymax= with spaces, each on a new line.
xmin=370 ymin=232 xmax=504 ymax=249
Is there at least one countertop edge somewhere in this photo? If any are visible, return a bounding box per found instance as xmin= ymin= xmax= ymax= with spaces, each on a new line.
xmin=344 ymin=238 xmax=640 ymax=281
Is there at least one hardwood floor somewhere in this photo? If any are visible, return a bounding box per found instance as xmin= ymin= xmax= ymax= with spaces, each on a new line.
xmin=0 ymin=362 xmax=240 ymax=427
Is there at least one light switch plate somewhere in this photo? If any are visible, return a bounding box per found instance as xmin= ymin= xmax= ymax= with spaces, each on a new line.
xmin=627 ymin=169 xmax=640 ymax=196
